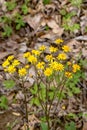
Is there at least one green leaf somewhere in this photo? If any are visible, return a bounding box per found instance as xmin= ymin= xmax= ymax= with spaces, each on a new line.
xmin=41 ymin=122 xmax=48 ymax=130
xmin=21 ymin=4 xmax=28 ymax=14
xmin=2 ymin=25 xmax=12 ymax=37
xmin=43 ymin=0 xmax=51 ymax=5
xmin=0 ymin=96 xmax=8 ymax=109
xmin=30 ymin=83 xmax=38 ymax=95
xmin=6 ymin=1 xmax=16 ymax=11
xmin=65 ymin=121 xmax=76 ymax=130
xmin=3 ymin=80 xmax=15 ymax=89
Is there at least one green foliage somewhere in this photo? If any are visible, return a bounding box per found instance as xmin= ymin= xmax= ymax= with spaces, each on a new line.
xmin=0 ymin=96 xmax=8 ymax=109
xmin=65 ymin=71 xmax=81 ymax=96
xmin=60 ymin=9 xmax=67 ymax=16
xmin=0 ymin=16 xmax=11 ymax=24
xmin=3 ymin=79 xmax=15 ymax=89
xmin=6 ymin=1 xmax=17 ymax=11
xmin=65 ymin=121 xmax=76 ymax=130
xmin=43 ymin=0 xmax=51 ymax=5
xmin=15 ymin=14 xmax=25 ymax=30
xmin=21 ymin=4 xmax=28 ymax=14
xmin=2 ymin=25 xmax=12 ymax=37
xmin=69 ymin=0 xmax=83 ymax=8
xmin=67 ymin=113 xmax=77 ymax=119
xmin=66 ymin=122 xmax=76 ymax=130
xmin=30 ymin=83 xmax=40 ymax=106
xmin=41 ymin=122 xmax=48 ymax=130
xmin=85 ymin=26 xmax=87 ymax=32
xmin=62 ymin=11 xmax=80 ymax=32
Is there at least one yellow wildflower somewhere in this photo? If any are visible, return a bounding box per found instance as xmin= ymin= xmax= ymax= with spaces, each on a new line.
xmin=32 ymin=50 xmax=40 ymax=56
xmin=49 ymin=61 xmax=59 ymax=71
xmin=49 ymin=46 xmax=58 ymax=53
xmin=18 ymin=68 xmax=27 ymax=77
xmin=62 ymin=105 xmax=66 ymax=110
xmin=7 ymin=65 xmax=16 ymax=74
xmin=2 ymin=60 xmax=10 ymax=68
xmin=50 ymin=62 xmax=64 ymax=71
xmin=65 ymin=71 xmax=72 ymax=78
xmin=25 ymin=65 xmax=29 ymax=69
xmin=44 ymin=68 xmax=53 ymax=77
xmin=7 ymin=55 xmax=14 ymax=61
xmin=55 ymin=39 xmax=63 ymax=44
xmin=57 ymin=53 xmax=67 ymax=60
xmin=39 ymin=45 xmax=46 ymax=51
xmin=62 ymin=45 xmax=70 ymax=52
xmin=46 ymin=55 xmax=54 ymax=61
xmin=28 ymin=55 xmax=37 ymax=64
xmin=56 ymin=63 xmax=64 ymax=71
xmin=36 ymin=62 xmax=45 ymax=70
xmin=72 ymin=64 xmax=80 ymax=73
xmin=23 ymin=52 xmax=31 ymax=58
xmin=12 ymin=59 xmax=20 ymax=67
xmin=67 ymin=61 xmax=71 ymax=66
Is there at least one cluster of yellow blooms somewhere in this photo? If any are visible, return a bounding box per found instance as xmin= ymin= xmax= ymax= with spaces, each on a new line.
xmin=2 ymin=39 xmax=80 ymax=78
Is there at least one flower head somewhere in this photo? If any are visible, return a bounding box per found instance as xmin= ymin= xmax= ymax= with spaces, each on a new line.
xmin=44 ymin=68 xmax=53 ymax=77
xmin=2 ymin=60 xmax=10 ymax=68
xmin=46 ymin=55 xmax=54 ymax=62
xmin=32 ymin=50 xmax=40 ymax=56
xmin=36 ymin=62 xmax=45 ymax=70
xmin=56 ymin=63 xmax=64 ymax=71
xmin=18 ymin=68 xmax=27 ymax=77
xmin=65 ymin=71 xmax=72 ymax=78
xmin=7 ymin=65 xmax=16 ymax=74
xmin=49 ymin=46 xmax=58 ymax=53
xmin=28 ymin=55 xmax=37 ymax=64
xmin=62 ymin=45 xmax=70 ymax=52
xmin=57 ymin=53 xmax=67 ymax=60
xmin=7 ymin=55 xmax=14 ymax=61
xmin=55 ymin=39 xmax=63 ymax=44
xmin=23 ymin=52 xmax=31 ymax=58
xmin=72 ymin=64 xmax=80 ymax=73
xmin=39 ymin=45 xmax=46 ymax=51
xmin=12 ymin=59 xmax=20 ymax=67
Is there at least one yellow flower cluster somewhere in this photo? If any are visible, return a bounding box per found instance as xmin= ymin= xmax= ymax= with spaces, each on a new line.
xmin=2 ymin=55 xmax=20 ymax=74
xmin=2 ymin=39 xmax=81 ymax=79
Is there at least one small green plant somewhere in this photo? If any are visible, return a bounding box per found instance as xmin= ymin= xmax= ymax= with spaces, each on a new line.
xmin=21 ymin=4 xmax=28 ymax=14
xmin=65 ymin=121 xmax=76 ymax=130
xmin=62 ymin=11 xmax=80 ymax=32
xmin=15 ymin=13 xmax=25 ymax=30
xmin=3 ymin=79 xmax=15 ymax=89
xmin=69 ymin=0 xmax=83 ymax=8
xmin=6 ymin=1 xmax=17 ymax=11
xmin=0 ymin=96 xmax=8 ymax=109
xmin=2 ymin=25 xmax=13 ymax=37
xmin=43 ymin=0 xmax=51 ymax=5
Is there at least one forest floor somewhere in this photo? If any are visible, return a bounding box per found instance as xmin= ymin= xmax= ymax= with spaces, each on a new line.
xmin=0 ymin=0 xmax=87 ymax=130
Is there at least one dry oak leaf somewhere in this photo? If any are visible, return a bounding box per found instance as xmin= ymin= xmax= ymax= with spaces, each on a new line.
xmin=47 ymin=19 xmax=64 ymax=35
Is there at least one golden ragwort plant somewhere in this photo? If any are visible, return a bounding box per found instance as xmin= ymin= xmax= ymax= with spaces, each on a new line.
xmin=2 ymin=39 xmax=81 ymax=130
